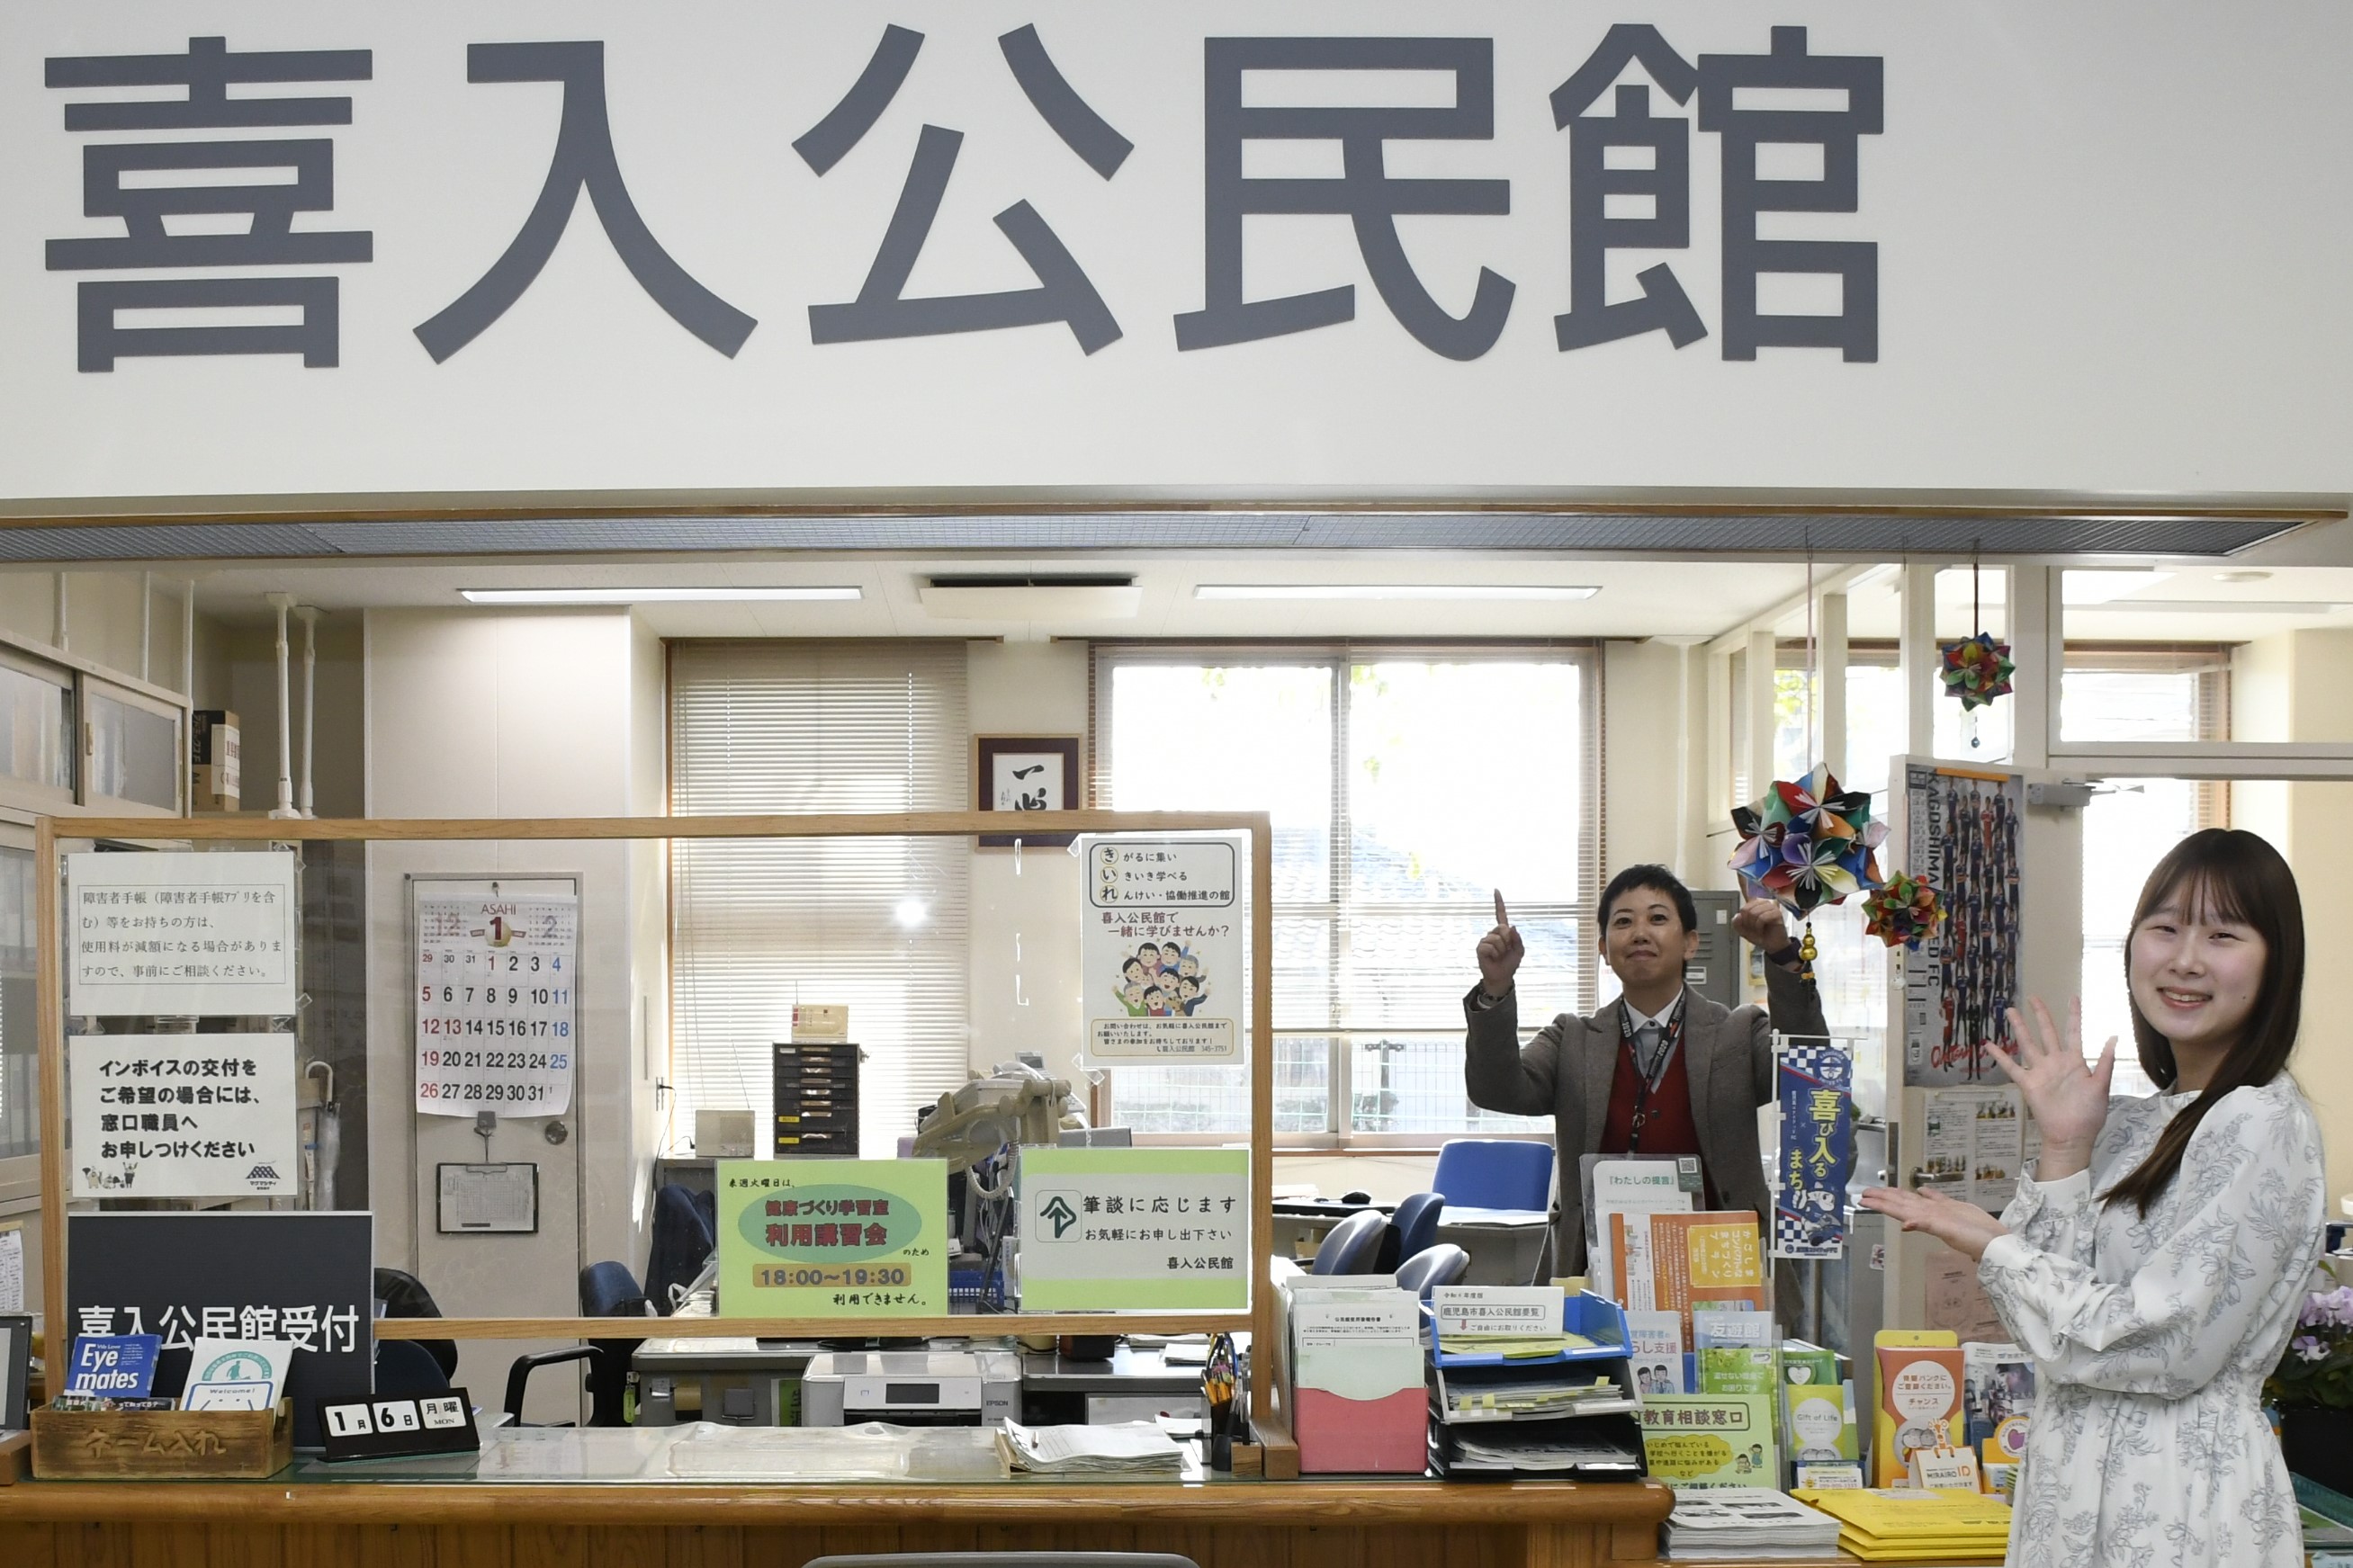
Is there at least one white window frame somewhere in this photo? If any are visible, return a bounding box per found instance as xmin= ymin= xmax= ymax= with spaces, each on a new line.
xmin=1090 ymin=641 xmax=1599 ymax=1150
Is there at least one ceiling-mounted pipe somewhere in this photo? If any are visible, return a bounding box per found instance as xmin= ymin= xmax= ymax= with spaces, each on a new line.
xmin=265 ymin=592 xmax=297 ymax=820
xmin=295 ymin=606 xmax=319 ymax=818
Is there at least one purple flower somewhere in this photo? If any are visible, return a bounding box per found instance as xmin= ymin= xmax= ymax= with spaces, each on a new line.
xmin=2295 ymin=1335 xmax=2331 ymax=1363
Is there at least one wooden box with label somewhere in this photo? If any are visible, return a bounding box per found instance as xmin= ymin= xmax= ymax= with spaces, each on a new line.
xmin=30 ymin=1398 xmax=291 ymax=1479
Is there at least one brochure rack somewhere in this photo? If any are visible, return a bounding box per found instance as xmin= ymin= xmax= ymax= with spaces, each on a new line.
xmin=1426 ymin=1290 xmax=1647 ymax=1481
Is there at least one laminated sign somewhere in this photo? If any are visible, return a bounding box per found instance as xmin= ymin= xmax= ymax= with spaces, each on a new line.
xmin=1018 ymin=1147 xmax=1249 ymax=1310
xmin=414 ymin=895 xmax=577 ymax=1116
xmin=70 ymin=1032 xmax=296 ymax=1198
xmin=716 ymin=1159 xmax=947 ymax=1318
xmin=1079 ymin=834 xmax=1244 ymax=1062
xmin=68 ymin=850 xmax=297 ymax=1017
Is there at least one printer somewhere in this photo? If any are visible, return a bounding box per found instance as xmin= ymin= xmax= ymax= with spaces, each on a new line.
xmin=799 ymin=1348 xmax=1021 ymax=1427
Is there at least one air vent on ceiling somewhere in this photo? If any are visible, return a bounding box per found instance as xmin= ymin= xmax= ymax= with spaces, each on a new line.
xmin=918 ymin=572 xmax=1143 ymax=621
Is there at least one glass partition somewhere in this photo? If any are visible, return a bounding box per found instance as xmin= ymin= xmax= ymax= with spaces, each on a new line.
xmin=34 ymin=811 xmax=1275 ymax=1363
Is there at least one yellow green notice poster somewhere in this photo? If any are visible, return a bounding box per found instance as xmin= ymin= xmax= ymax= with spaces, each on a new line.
xmin=717 ymin=1159 xmax=948 ymax=1317
xmin=1018 ymin=1146 xmax=1249 ymax=1311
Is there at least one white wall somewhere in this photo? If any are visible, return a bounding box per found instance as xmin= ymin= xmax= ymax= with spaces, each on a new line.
xmin=967 ymin=641 xmax=1089 ymax=1092
xmin=362 ymin=606 xmax=663 ymax=1416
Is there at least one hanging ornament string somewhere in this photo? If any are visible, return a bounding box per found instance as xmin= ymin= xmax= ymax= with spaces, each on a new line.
xmin=1940 ymin=535 xmax=2015 ymax=727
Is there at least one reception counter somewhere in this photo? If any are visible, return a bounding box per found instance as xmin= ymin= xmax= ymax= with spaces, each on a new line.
xmin=0 ymin=1472 xmax=1675 ymax=1568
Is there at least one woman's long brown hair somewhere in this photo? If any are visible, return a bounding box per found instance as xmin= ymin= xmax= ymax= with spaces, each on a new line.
xmin=2101 ymin=828 xmax=2304 ymax=1217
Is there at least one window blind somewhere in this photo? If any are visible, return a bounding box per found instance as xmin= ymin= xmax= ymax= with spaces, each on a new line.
xmin=668 ymin=641 xmax=969 ymax=1157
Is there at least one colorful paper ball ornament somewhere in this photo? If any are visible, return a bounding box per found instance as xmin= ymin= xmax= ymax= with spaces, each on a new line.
xmin=1862 ymin=872 xmax=1945 ymax=951
xmin=1728 ymin=764 xmax=1889 ymax=917
xmin=1939 ymin=633 xmax=2015 ymax=712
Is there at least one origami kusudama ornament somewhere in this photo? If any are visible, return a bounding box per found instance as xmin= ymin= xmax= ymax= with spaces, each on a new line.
xmin=1862 ymin=871 xmax=1945 ymax=952
xmin=1729 ymin=765 xmax=1889 ymax=917
xmin=1939 ymin=632 xmax=2015 ymax=712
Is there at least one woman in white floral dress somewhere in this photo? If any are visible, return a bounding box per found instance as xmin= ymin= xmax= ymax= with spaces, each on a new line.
xmin=1864 ymin=829 xmax=2325 ymax=1568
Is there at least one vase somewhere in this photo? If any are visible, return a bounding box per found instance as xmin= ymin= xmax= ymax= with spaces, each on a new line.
xmin=2280 ymin=1405 xmax=2353 ymax=1499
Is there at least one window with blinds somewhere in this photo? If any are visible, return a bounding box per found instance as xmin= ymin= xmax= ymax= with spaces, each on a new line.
xmin=668 ymin=641 xmax=970 ymax=1158
xmin=1090 ymin=643 xmax=1596 ymax=1142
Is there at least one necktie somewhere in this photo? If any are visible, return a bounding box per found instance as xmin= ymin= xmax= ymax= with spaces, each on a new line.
xmin=1634 ymin=1022 xmax=1667 ymax=1087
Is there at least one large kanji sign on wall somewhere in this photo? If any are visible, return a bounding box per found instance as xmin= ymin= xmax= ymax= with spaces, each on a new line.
xmin=0 ymin=3 xmax=2348 ymax=500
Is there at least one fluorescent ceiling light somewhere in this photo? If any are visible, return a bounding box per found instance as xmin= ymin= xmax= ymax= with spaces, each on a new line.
xmin=1193 ymin=584 xmax=1601 ymax=602
xmin=459 ymin=587 xmax=861 ymax=605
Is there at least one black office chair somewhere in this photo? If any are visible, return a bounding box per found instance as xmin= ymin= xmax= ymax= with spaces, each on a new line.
xmin=503 ymin=1260 xmax=651 ymax=1425
xmin=373 ymin=1266 xmax=459 ymax=1382
xmin=375 ymin=1338 xmax=453 ymax=1398
xmin=1309 ymin=1207 xmax=1390 ymax=1275
xmin=1393 ymin=1242 xmax=1470 ymax=1301
xmin=645 ymin=1182 xmax=716 ymax=1314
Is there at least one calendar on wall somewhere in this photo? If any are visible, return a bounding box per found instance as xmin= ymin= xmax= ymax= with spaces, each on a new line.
xmin=413 ymin=893 xmax=578 ymax=1117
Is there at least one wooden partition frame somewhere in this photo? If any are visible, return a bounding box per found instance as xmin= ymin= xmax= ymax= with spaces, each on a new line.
xmin=34 ymin=810 xmax=1277 ymax=1373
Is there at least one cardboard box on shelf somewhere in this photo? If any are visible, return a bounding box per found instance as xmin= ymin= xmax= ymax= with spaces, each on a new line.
xmin=190 ymin=710 xmax=240 ymax=811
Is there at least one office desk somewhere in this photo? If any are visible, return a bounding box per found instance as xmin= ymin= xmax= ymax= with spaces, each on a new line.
xmin=1019 ymin=1344 xmax=1206 ymax=1425
xmin=633 ymin=1337 xmax=824 ymax=1426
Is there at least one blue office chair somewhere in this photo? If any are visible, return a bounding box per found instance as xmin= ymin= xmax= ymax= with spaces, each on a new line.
xmin=1393 ymin=1243 xmax=1470 ymax=1301
xmin=375 ymin=1338 xmax=452 ymax=1398
xmin=1389 ymin=1191 xmax=1446 ymax=1263
xmin=1309 ymin=1206 xmax=1390 ymax=1275
xmin=1432 ymin=1140 xmax=1555 ymax=1213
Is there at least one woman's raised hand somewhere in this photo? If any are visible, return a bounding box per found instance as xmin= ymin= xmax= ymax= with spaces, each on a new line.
xmin=1989 ymin=997 xmax=2115 ymax=1178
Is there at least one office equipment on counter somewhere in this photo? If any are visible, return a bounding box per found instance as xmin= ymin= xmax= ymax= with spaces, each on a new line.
xmin=694 ymin=1109 xmax=757 ymax=1159
xmin=800 ymin=1349 xmax=1020 ymax=1427
xmin=1203 ymin=1334 xmax=1236 ymax=1471
xmin=1282 ymin=1276 xmax=1425 ymax=1474
xmin=317 ymin=1388 xmax=480 ymax=1462
xmin=632 ymin=1337 xmax=823 ymax=1426
xmin=1018 ymin=1342 xmax=1208 ymax=1426
xmin=774 ymin=1042 xmax=861 ymax=1155
xmin=1427 ymin=1288 xmax=1645 ymax=1481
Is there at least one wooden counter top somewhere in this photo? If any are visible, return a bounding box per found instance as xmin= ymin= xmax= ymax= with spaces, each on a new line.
xmin=0 ymin=1474 xmax=1677 ymax=1528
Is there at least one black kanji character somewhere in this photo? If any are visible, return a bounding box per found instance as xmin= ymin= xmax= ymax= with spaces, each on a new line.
xmin=1697 ymin=27 xmax=1882 ymax=362
xmin=1174 ymin=36 xmax=1513 ymax=362
xmin=414 ymin=41 xmax=756 ymax=362
xmin=45 ymin=36 xmax=373 ymax=371
xmin=1549 ymin=25 xmax=1705 ymax=353
xmin=800 ymin=25 xmax=1126 ymax=353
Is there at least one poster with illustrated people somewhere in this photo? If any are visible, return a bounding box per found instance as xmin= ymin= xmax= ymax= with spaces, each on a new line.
xmin=1900 ymin=764 xmax=2024 ymax=1089
xmin=1078 ymin=834 xmax=1244 ymax=1063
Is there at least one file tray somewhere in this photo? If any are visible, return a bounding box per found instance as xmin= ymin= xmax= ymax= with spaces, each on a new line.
xmin=1426 ymin=1410 xmax=1648 ymax=1483
xmin=1430 ymin=1288 xmax=1630 ymax=1367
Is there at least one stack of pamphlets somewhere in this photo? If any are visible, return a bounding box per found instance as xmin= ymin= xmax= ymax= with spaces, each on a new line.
xmin=1663 ymin=1489 xmax=1842 ymax=1560
xmin=998 ymin=1420 xmax=1188 ymax=1477
xmin=1442 ymin=1372 xmax=1631 ymax=1420
xmin=1793 ymin=1488 xmax=2012 ymax=1562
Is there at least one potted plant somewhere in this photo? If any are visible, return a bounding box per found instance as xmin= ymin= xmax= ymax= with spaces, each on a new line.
xmin=2269 ymin=1277 xmax=2353 ymax=1496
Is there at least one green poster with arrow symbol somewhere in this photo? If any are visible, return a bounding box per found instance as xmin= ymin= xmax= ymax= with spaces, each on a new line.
xmin=1016 ymin=1147 xmax=1250 ymax=1311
